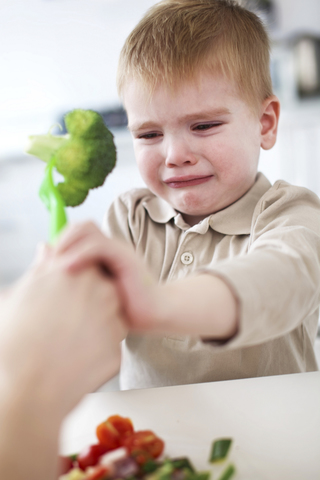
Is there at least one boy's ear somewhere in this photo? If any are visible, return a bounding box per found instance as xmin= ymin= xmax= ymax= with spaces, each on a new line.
xmin=260 ymin=95 xmax=280 ymax=150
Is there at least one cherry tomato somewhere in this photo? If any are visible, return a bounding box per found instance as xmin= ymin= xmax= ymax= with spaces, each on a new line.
xmin=77 ymin=443 xmax=109 ymax=471
xmin=86 ymin=465 xmax=109 ymax=480
xmin=122 ymin=430 xmax=164 ymax=459
xmin=58 ymin=455 xmax=74 ymax=475
xmin=96 ymin=415 xmax=134 ymax=449
xmin=107 ymin=415 xmax=134 ymax=438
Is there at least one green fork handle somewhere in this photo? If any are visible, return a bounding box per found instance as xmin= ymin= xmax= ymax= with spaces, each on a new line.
xmin=39 ymin=157 xmax=67 ymax=244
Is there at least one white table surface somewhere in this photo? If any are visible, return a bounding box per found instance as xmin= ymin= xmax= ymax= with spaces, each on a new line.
xmin=60 ymin=372 xmax=320 ymax=480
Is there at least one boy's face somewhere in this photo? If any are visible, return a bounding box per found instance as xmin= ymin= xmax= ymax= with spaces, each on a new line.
xmin=124 ymin=72 xmax=271 ymax=226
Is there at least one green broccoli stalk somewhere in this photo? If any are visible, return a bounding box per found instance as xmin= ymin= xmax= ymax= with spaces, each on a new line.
xmin=25 ymin=109 xmax=117 ymax=243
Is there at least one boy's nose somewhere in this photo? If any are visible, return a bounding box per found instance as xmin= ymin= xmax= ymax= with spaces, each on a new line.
xmin=164 ymin=138 xmax=197 ymax=168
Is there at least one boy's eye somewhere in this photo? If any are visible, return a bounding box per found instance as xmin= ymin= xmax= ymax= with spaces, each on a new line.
xmin=193 ymin=123 xmax=222 ymax=131
xmin=138 ymin=132 xmax=162 ymax=139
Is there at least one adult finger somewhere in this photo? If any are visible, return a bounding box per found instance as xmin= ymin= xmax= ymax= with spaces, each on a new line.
xmin=31 ymin=242 xmax=52 ymax=267
xmin=54 ymin=221 xmax=101 ymax=255
xmin=63 ymin=237 xmax=137 ymax=282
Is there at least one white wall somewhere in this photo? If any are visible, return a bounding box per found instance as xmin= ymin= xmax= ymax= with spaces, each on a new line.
xmin=1 ymin=0 xmax=319 ymax=157
xmin=1 ymin=0 xmax=320 ymax=286
xmin=275 ymin=0 xmax=320 ymax=37
xmin=0 ymin=0 xmax=158 ymax=156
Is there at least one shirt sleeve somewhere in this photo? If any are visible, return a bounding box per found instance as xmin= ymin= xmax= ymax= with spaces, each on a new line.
xmin=201 ymin=181 xmax=320 ymax=349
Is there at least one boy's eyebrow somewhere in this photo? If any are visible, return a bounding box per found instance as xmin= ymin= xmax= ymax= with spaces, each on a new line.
xmin=128 ymin=107 xmax=232 ymax=131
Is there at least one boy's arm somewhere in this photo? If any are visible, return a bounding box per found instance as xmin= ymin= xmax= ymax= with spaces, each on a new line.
xmin=54 ymin=179 xmax=320 ymax=351
xmin=56 ymin=181 xmax=320 ymax=350
xmin=55 ymin=222 xmax=238 ymax=341
xmin=154 ymin=274 xmax=238 ymax=339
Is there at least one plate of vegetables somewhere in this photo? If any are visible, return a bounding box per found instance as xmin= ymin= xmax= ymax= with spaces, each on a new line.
xmin=58 ymin=415 xmax=235 ymax=480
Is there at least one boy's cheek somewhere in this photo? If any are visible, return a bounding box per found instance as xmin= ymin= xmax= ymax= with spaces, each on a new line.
xmin=136 ymin=156 xmax=160 ymax=186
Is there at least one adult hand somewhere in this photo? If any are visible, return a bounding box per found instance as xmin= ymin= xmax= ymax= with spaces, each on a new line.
xmin=0 ymin=258 xmax=126 ymax=417
xmin=54 ymin=221 xmax=158 ymax=333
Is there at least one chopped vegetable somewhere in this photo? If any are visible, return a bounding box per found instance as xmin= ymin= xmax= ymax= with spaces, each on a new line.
xmin=69 ymin=453 xmax=79 ymax=462
xmin=141 ymin=459 xmax=161 ymax=473
xmin=170 ymin=458 xmax=195 ymax=473
xmin=112 ymin=455 xmax=139 ymax=477
xmin=122 ymin=430 xmax=165 ymax=460
xmin=107 ymin=414 xmax=134 ymax=438
xmin=144 ymin=459 xmax=209 ymax=480
xmin=96 ymin=415 xmax=134 ymax=450
xmin=86 ymin=465 xmax=109 ymax=480
xmin=216 ymin=464 xmax=236 ymax=480
xmin=59 ymin=467 xmax=87 ymax=480
xmin=209 ymin=439 xmax=232 ymax=463
xmin=77 ymin=444 xmax=109 ymax=471
xmin=192 ymin=472 xmax=211 ymax=480
xmin=59 ymin=415 xmax=236 ymax=480
xmin=145 ymin=459 xmax=174 ymax=480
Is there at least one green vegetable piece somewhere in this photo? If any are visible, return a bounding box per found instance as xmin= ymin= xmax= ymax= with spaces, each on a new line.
xmin=142 ymin=459 xmax=160 ymax=474
xmin=171 ymin=458 xmax=195 ymax=473
xmin=216 ymin=464 xmax=235 ymax=480
xmin=209 ymin=439 xmax=232 ymax=463
xmin=68 ymin=453 xmax=78 ymax=462
xmin=189 ymin=471 xmax=211 ymax=480
xmin=146 ymin=461 xmax=174 ymax=480
xmin=26 ymin=108 xmax=117 ymax=242
xmin=39 ymin=157 xmax=67 ymax=243
xmin=27 ymin=109 xmax=116 ymax=207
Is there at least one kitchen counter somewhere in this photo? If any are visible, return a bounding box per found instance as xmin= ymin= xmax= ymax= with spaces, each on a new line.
xmin=60 ymin=371 xmax=320 ymax=480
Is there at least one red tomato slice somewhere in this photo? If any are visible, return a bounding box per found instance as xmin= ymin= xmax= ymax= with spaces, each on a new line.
xmin=96 ymin=415 xmax=134 ymax=449
xmin=122 ymin=430 xmax=164 ymax=459
xmin=86 ymin=465 xmax=109 ymax=480
xmin=77 ymin=444 xmax=109 ymax=471
xmin=96 ymin=421 xmax=120 ymax=449
xmin=107 ymin=415 xmax=134 ymax=438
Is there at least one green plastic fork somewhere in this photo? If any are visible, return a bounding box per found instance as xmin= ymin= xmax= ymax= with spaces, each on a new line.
xmin=39 ymin=157 xmax=67 ymax=244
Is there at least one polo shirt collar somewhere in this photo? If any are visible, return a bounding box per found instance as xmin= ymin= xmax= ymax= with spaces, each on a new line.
xmin=208 ymin=172 xmax=271 ymax=235
xmin=142 ymin=172 xmax=271 ymax=235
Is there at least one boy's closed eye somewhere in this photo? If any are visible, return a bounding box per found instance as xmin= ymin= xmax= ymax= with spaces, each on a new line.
xmin=136 ymin=123 xmax=223 ymax=140
xmin=138 ymin=132 xmax=162 ymax=139
xmin=192 ymin=122 xmax=223 ymax=131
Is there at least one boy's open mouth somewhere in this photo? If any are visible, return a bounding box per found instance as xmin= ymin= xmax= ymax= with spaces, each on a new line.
xmin=164 ymin=175 xmax=213 ymax=188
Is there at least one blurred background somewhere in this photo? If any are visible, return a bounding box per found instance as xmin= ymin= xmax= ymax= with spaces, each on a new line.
xmin=1 ymin=0 xmax=320 ymax=387
xmin=1 ymin=0 xmax=320 ymax=285
xmin=1 ymin=0 xmax=320 ymax=369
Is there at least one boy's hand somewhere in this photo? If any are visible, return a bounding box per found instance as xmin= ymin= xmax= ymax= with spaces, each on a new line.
xmin=54 ymin=221 xmax=158 ymax=332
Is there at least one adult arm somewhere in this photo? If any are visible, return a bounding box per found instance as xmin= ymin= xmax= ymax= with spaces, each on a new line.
xmin=0 ymin=259 xmax=126 ymax=480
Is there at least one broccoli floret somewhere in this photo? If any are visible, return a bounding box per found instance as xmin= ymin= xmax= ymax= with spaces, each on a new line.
xmin=26 ymin=109 xmax=116 ymax=206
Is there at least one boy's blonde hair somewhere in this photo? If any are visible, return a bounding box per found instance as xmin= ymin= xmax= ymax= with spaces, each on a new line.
xmin=117 ymin=0 xmax=273 ymax=114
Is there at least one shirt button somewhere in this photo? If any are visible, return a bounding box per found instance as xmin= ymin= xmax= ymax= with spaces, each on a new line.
xmin=181 ymin=252 xmax=194 ymax=265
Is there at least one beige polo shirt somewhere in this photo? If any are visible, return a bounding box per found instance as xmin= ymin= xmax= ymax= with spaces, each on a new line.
xmin=103 ymin=173 xmax=320 ymax=390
